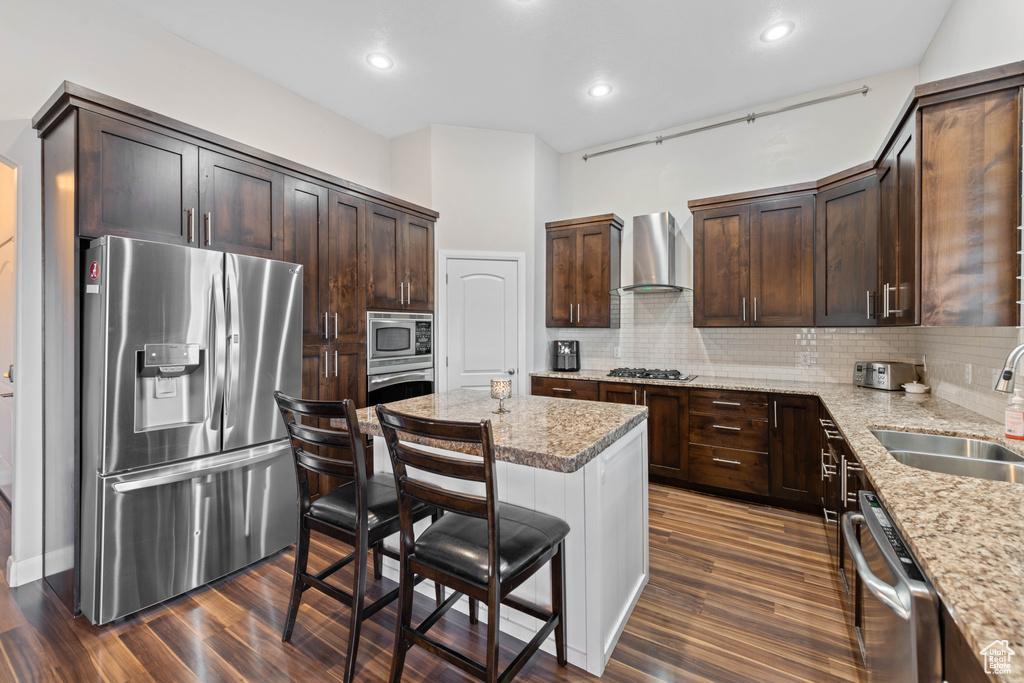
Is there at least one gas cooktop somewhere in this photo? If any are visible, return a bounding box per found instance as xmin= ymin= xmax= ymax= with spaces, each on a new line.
xmin=607 ymin=368 xmax=698 ymax=382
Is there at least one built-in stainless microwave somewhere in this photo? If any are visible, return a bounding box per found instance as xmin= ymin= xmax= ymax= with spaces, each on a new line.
xmin=366 ymin=311 xmax=433 ymax=376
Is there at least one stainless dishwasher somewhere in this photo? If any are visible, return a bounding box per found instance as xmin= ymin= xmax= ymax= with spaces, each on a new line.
xmin=841 ymin=491 xmax=941 ymax=683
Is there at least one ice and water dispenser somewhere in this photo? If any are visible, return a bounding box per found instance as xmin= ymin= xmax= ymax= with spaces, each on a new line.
xmin=135 ymin=343 xmax=207 ymax=431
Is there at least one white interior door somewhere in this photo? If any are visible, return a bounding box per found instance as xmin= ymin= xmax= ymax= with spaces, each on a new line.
xmin=0 ymin=159 xmax=16 ymax=505
xmin=445 ymin=258 xmax=519 ymax=394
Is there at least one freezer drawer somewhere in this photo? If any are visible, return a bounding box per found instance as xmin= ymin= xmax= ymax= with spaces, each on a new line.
xmin=81 ymin=441 xmax=297 ymax=624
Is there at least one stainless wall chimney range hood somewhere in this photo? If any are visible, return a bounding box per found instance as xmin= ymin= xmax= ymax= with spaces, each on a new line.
xmin=615 ymin=212 xmax=690 ymax=294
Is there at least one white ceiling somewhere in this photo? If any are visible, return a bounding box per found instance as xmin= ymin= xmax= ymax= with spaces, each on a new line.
xmin=110 ymin=0 xmax=953 ymax=153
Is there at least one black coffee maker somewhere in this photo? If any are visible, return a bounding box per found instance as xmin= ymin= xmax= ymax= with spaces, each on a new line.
xmin=552 ymin=340 xmax=580 ymax=372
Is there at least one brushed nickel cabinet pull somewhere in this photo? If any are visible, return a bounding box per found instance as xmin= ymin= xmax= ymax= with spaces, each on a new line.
xmin=713 ymin=457 xmax=742 ymax=465
xmin=324 ymin=312 xmax=329 ymax=339
xmin=400 ymin=282 xmax=404 ymax=305
xmin=187 ymin=208 xmax=195 ymax=243
xmin=324 ymin=351 xmax=328 ymax=378
xmin=551 ymin=387 xmax=572 ymax=393
xmin=773 ymin=400 xmax=778 ymax=428
xmin=204 ymin=212 xmax=212 ymax=246
xmin=712 ymin=400 xmax=741 ymax=406
xmin=753 ymin=297 xmax=758 ymax=322
xmin=334 ymin=313 xmax=338 ymax=339
xmin=742 ymin=297 xmax=746 ymax=322
xmin=334 ymin=350 xmax=338 ymax=377
xmin=712 ymin=424 xmax=741 ymax=431
xmin=633 ymin=389 xmax=637 ymax=404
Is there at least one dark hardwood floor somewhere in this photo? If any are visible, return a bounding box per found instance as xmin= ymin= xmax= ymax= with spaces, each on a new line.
xmin=0 ymin=486 xmax=865 ymax=682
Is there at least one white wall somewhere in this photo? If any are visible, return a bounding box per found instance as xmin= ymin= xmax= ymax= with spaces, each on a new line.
xmin=0 ymin=0 xmax=393 ymax=585
xmin=919 ymin=0 xmax=1024 ymax=82
xmin=391 ymin=124 xmax=559 ymax=381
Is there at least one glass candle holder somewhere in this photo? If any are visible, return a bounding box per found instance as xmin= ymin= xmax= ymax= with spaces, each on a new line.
xmin=490 ymin=378 xmax=512 ymax=414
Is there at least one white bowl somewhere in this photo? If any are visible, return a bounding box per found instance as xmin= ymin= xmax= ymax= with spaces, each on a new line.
xmin=903 ymin=382 xmax=930 ymax=394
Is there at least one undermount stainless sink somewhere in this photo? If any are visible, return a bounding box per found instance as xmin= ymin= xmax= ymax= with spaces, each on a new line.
xmin=871 ymin=429 xmax=1024 ymax=484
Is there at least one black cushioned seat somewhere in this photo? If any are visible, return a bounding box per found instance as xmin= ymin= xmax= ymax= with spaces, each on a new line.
xmin=309 ymin=474 xmax=428 ymax=533
xmin=413 ymin=503 xmax=570 ymax=585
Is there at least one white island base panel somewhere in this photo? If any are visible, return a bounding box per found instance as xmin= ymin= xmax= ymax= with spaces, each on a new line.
xmin=372 ymin=420 xmax=649 ymax=677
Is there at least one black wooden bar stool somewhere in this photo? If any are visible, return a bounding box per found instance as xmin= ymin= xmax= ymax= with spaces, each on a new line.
xmin=376 ymin=404 xmax=569 ymax=683
xmin=273 ymin=392 xmax=438 ymax=683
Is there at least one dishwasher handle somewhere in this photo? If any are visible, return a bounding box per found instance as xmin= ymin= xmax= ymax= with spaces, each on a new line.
xmin=841 ymin=512 xmax=910 ymax=620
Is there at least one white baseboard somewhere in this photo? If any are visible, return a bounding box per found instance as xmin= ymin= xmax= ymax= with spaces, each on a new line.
xmin=6 ymin=553 xmax=42 ymax=587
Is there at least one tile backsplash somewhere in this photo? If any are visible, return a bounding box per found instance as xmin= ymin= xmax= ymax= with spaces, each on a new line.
xmin=544 ymin=292 xmax=1021 ymax=422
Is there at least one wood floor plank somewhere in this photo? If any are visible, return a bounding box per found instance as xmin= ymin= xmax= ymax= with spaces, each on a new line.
xmin=0 ymin=486 xmax=865 ymax=682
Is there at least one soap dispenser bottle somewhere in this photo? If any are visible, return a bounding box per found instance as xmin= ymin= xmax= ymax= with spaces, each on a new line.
xmin=1006 ymin=391 xmax=1024 ymax=440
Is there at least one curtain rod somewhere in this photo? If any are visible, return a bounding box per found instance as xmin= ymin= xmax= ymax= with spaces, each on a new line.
xmin=582 ymin=85 xmax=870 ymax=161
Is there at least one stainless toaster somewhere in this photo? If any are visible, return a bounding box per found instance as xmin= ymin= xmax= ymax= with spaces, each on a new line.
xmin=853 ymin=361 xmax=919 ymax=391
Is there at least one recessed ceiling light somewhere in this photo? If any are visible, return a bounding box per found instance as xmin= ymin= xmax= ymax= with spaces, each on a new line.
xmin=760 ymin=21 xmax=795 ymax=42
xmin=588 ymin=83 xmax=613 ymax=98
xmin=366 ymin=52 xmax=394 ymax=70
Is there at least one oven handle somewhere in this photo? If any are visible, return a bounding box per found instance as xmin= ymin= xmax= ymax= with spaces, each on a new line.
xmin=840 ymin=512 xmax=910 ymax=619
xmin=368 ymin=369 xmax=434 ymax=391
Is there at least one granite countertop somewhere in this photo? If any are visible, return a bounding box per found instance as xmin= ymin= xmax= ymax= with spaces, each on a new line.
xmin=355 ymin=389 xmax=648 ymax=473
xmin=533 ymin=370 xmax=1024 ymax=681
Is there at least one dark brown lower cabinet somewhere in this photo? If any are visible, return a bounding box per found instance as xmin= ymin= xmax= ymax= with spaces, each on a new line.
xmin=769 ymin=394 xmax=821 ymax=504
xmin=302 ymin=344 xmax=366 ymax=499
xmin=644 ymin=385 xmax=689 ymax=481
xmin=598 ymin=382 xmax=688 ymax=481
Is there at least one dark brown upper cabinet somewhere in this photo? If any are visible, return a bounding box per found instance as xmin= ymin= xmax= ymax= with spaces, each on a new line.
xmin=79 ymin=110 xmax=199 ymax=245
xmin=199 ymin=149 xmax=283 ymax=259
xmin=79 ymin=110 xmax=285 ymax=258
xmin=769 ymin=394 xmax=821 ymax=505
xmin=877 ymin=117 xmax=919 ymax=326
xmin=750 ymin=196 xmax=815 ymax=326
xmin=693 ymin=205 xmax=749 ymax=327
xmin=400 ymin=213 xmax=435 ymax=312
xmin=284 ymin=176 xmax=329 ymax=345
xmin=692 ymin=195 xmax=813 ymax=327
xmin=814 ymin=173 xmax=879 ymax=327
xmin=920 ymin=86 xmax=1022 ymax=326
xmin=365 ymin=202 xmax=434 ymax=312
xmin=545 ymin=214 xmax=622 ymax=328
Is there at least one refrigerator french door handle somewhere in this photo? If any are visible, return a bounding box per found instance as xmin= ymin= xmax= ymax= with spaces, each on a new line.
xmin=224 ymin=257 xmax=241 ymax=432
xmin=111 ymin=446 xmax=284 ymax=493
xmin=210 ymin=269 xmax=226 ymax=432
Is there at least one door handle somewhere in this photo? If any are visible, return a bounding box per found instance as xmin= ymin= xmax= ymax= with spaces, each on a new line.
xmin=324 ymin=350 xmax=328 ymax=378
xmin=0 ymin=393 xmax=12 ymax=398
xmin=334 ymin=313 xmax=339 ymax=339
xmin=400 ymin=281 xmax=404 ymax=306
xmin=569 ymin=303 xmax=573 ymax=324
xmin=3 ymin=364 xmax=11 ymax=383
xmin=187 ymin=208 xmax=195 ymax=243
xmin=841 ymin=512 xmax=910 ymax=619
xmin=742 ymin=297 xmax=746 ymax=322
xmin=577 ymin=303 xmax=581 ymax=323
xmin=506 ymin=369 xmax=516 ymax=375
xmin=753 ymin=297 xmax=758 ymax=322
xmin=334 ymin=350 xmax=339 ymax=377
xmin=324 ymin=311 xmax=329 ymax=340
xmin=112 ymin=445 xmax=285 ymax=493
xmin=204 ymin=212 xmax=212 ymax=246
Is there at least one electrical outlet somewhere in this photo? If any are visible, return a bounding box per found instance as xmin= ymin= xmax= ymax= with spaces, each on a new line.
xmin=613 ymin=347 xmax=621 ymax=358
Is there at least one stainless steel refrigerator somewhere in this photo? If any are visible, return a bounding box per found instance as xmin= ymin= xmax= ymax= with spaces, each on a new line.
xmin=75 ymin=236 xmax=301 ymax=624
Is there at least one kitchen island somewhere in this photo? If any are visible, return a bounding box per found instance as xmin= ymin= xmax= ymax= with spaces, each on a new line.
xmin=355 ymin=390 xmax=649 ymax=677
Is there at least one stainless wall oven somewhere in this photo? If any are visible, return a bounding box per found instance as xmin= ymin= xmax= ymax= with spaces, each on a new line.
xmin=366 ymin=311 xmax=434 ymax=406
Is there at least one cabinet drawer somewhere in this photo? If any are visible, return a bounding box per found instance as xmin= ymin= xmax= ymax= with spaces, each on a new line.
xmin=689 ymin=444 xmax=770 ymax=495
xmin=689 ymin=389 xmax=768 ymax=418
xmin=530 ymin=376 xmax=599 ymax=401
xmin=689 ymin=413 xmax=768 ymax=452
